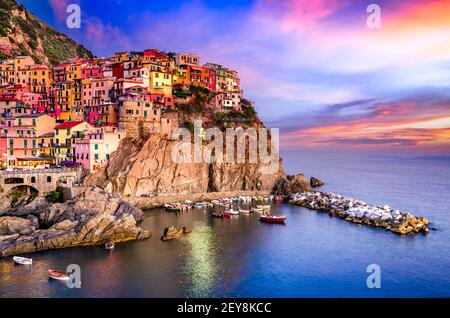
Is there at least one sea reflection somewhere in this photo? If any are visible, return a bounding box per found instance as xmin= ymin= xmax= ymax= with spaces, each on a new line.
xmin=183 ymin=221 xmax=218 ymax=297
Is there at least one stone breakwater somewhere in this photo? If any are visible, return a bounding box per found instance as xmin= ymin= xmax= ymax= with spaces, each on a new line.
xmin=290 ymin=192 xmax=430 ymax=235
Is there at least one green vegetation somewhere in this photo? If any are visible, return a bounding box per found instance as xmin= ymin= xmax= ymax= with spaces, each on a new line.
xmin=175 ymin=85 xmax=214 ymax=114
xmin=182 ymin=121 xmax=195 ymax=132
xmin=15 ymin=16 xmax=37 ymax=42
xmin=8 ymin=189 xmax=25 ymax=206
xmin=0 ymin=0 xmax=93 ymax=65
xmin=31 ymin=55 xmax=42 ymax=64
xmin=45 ymin=191 xmax=63 ymax=203
xmin=0 ymin=51 xmax=10 ymax=60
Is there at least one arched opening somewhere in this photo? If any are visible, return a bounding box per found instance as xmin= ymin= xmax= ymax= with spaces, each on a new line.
xmin=30 ymin=176 xmax=36 ymax=183
xmin=4 ymin=177 xmax=25 ymax=184
xmin=7 ymin=185 xmax=39 ymax=207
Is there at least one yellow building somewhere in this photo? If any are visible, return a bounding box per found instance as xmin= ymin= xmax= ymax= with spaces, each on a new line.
xmin=143 ymin=62 xmax=173 ymax=96
xmin=0 ymin=60 xmax=14 ymax=85
xmin=29 ymin=64 xmax=52 ymax=94
xmin=13 ymin=56 xmax=34 ymax=84
xmin=54 ymin=121 xmax=94 ymax=162
xmin=54 ymin=81 xmax=75 ymax=121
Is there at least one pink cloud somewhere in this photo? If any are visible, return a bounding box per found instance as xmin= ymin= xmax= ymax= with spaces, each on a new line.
xmin=83 ymin=17 xmax=131 ymax=54
xmin=255 ymin=0 xmax=347 ymax=32
xmin=47 ymin=0 xmax=74 ymax=22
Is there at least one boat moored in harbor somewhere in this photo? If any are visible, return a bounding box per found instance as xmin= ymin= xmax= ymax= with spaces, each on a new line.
xmin=13 ymin=256 xmax=32 ymax=265
xmin=259 ymin=215 xmax=287 ymax=224
xmin=48 ymin=270 xmax=70 ymax=281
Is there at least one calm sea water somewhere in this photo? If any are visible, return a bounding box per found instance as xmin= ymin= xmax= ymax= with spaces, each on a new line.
xmin=0 ymin=150 xmax=449 ymax=297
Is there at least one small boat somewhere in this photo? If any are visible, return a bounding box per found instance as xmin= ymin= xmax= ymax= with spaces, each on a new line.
xmin=105 ymin=241 xmax=115 ymax=250
xmin=260 ymin=215 xmax=287 ymax=224
xmin=239 ymin=209 xmax=251 ymax=214
xmin=252 ymin=207 xmax=264 ymax=214
xmin=225 ymin=209 xmax=239 ymax=215
xmin=193 ymin=203 xmax=206 ymax=209
xmin=211 ymin=211 xmax=224 ymax=218
xmin=13 ymin=256 xmax=32 ymax=265
xmin=48 ymin=269 xmax=70 ymax=281
xmin=164 ymin=204 xmax=181 ymax=212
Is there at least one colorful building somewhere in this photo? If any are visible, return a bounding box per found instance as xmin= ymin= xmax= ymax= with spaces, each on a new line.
xmin=54 ymin=121 xmax=94 ymax=163
xmin=75 ymin=126 xmax=123 ymax=172
xmin=0 ymin=113 xmax=55 ymax=168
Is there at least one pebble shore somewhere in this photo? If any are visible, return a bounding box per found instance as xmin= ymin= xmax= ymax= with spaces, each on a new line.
xmin=290 ymin=192 xmax=430 ymax=234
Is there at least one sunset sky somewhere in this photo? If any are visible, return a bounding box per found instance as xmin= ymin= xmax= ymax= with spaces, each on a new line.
xmin=18 ymin=0 xmax=450 ymax=153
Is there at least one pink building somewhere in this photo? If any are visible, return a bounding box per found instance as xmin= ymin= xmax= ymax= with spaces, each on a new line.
xmin=0 ymin=37 xmax=11 ymax=56
xmin=75 ymin=127 xmax=122 ymax=172
xmin=83 ymin=77 xmax=115 ymax=126
xmin=0 ymin=137 xmax=6 ymax=168
xmin=82 ymin=63 xmax=104 ymax=79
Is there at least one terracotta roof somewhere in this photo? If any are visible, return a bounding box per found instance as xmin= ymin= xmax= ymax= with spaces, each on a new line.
xmin=55 ymin=121 xmax=84 ymax=129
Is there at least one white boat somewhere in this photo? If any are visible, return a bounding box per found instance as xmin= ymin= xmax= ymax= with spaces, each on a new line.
xmin=257 ymin=205 xmax=271 ymax=210
xmin=226 ymin=209 xmax=239 ymax=215
xmin=239 ymin=209 xmax=251 ymax=214
xmin=105 ymin=241 xmax=115 ymax=250
xmin=252 ymin=207 xmax=264 ymax=214
xmin=13 ymin=256 xmax=32 ymax=265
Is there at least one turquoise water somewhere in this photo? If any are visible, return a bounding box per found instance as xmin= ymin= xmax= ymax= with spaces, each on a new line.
xmin=0 ymin=150 xmax=449 ymax=297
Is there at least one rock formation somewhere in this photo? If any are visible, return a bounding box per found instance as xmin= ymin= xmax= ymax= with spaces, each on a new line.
xmin=161 ymin=226 xmax=192 ymax=241
xmin=310 ymin=177 xmax=324 ymax=188
xmin=87 ymin=132 xmax=285 ymax=197
xmin=272 ymin=174 xmax=311 ymax=195
xmin=0 ymin=187 xmax=151 ymax=257
xmin=290 ymin=192 xmax=429 ymax=235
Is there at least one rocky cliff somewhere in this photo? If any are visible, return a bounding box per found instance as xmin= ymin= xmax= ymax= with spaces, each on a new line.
xmin=88 ymin=132 xmax=287 ymax=197
xmin=0 ymin=187 xmax=150 ymax=257
xmin=0 ymin=0 xmax=92 ymax=64
xmin=86 ymin=88 xmax=300 ymax=197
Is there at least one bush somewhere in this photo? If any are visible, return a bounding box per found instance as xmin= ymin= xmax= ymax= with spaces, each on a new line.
xmin=45 ymin=191 xmax=63 ymax=203
xmin=182 ymin=121 xmax=194 ymax=132
xmin=8 ymin=189 xmax=25 ymax=205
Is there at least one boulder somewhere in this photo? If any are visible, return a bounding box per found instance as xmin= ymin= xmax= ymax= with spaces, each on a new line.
xmin=182 ymin=226 xmax=193 ymax=234
xmin=310 ymin=177 xmax=324 ymax=188
xmin=273 ymin=174 xmax=311 ymax=195
xmin=161 ymin=225 xmax=192 ymax=241
xmin=0 ymin=216 xmax=36 ymax=236
xmin=0 ymin=186 xmax=151 ymax=257
xmin=161 ymin=226 xmax=184 ymax=241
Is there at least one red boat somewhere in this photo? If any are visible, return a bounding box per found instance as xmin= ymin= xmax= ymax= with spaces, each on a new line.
xmin=259 ymin=215 xmax=286 ymax=224
xmin=48 ymin=269 xmax=70 ymax=281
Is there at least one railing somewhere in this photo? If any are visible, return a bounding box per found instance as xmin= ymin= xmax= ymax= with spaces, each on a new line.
xmin=0 ymin=167 xmax=82 ymax=176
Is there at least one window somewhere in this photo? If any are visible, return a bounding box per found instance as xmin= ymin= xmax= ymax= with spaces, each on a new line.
xmin=95 ymin=154 xmax=99 ymax=160
xmin=31 ymin=177 xmax=36 ymax=183
xmin=95 ymin=144 xmax=98 ymax=150
xmin=47 ymin=176 xmax=52 ymax=183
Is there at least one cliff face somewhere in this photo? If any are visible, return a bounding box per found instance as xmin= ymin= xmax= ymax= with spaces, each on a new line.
xmin=0 ymin=0 xmax=92 ymax=64
xmin=88 ymin=132 xmax=286 ymax=197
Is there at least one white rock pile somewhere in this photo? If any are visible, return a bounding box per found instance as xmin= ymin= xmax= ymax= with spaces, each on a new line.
xmin=290 ymin=192 xmax=429 ymax=234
